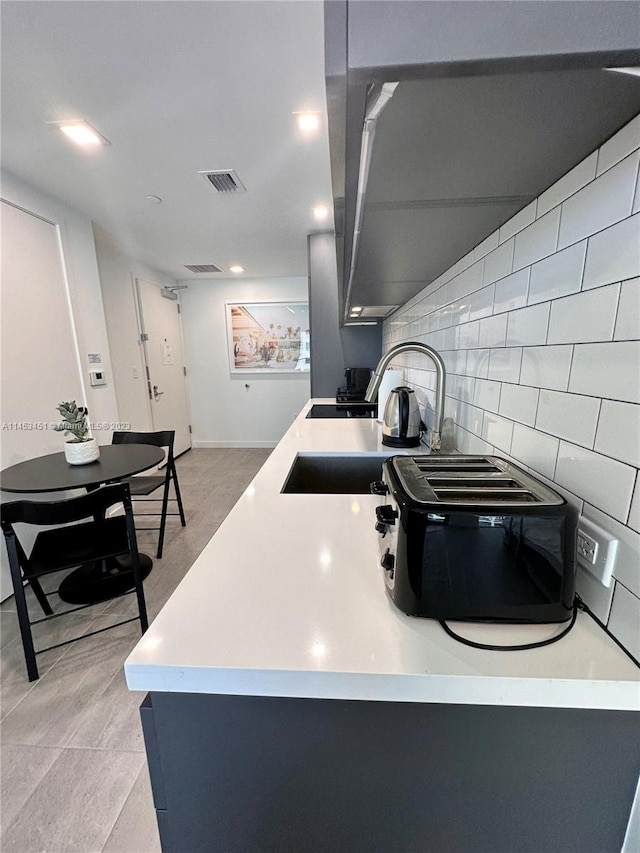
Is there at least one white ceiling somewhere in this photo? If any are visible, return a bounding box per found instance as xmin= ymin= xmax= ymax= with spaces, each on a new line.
xmin=1 ymin=0 xmax=333 ymax=281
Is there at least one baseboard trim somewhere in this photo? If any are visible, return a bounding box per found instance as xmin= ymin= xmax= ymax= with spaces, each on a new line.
xmin=193 ymin=440 xmax=277 ymax=449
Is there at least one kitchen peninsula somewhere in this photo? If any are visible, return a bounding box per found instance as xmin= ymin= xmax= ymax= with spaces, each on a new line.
xmin=126 ymin=400 xmax=640 ymax=853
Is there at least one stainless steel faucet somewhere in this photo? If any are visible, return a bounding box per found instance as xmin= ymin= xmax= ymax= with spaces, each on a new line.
xmin=365 ymin=341 xmax=447 ymax=452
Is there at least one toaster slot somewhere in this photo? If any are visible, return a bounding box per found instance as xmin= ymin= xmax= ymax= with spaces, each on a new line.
xmin=432 ymin=488 xmax=538 ymax=503
xmin=425 ymin=478 xmax=522 ymax=489
xmin=416 ymin=463 xmax=502 ymax=473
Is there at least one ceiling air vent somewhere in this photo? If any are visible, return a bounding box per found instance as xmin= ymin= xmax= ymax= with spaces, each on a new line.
xmin=199 ymin=169 xmax=246 ymax=194
xmin=184 ymin=264 xmax=223 ymax=273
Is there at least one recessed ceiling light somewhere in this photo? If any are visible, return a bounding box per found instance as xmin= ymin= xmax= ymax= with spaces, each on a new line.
xmin=350 ymin=306 xmax=363 ymax=316
xmin=53 ymin=120 xmax=110 ymax=146
xmin=294 ymin=111 xmax=321 ymax=133
xmin=313 ymin=205 xmax=329 ymax=220
xmin=229 ymin=265 xmax=245 ymax=274
xmin=146 ymin=195 xmax=162 ymax=204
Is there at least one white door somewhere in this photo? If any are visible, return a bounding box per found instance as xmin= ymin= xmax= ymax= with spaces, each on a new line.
xmin=136 ymin=279 xmax=192 ymax=456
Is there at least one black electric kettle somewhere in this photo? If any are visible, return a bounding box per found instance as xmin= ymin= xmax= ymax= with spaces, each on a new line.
xmin=382 ymin=386 xmax=422 ymax=447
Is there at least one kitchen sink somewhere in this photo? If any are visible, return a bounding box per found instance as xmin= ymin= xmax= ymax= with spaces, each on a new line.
xmin=281 ymin=452 xmax=392 ymax=494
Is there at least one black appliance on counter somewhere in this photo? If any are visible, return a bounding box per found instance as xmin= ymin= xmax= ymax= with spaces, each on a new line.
xmin=372 ymin=455 xmax=578 ymax=623
xmin=336 ymin=367 xmax=372 ymax=404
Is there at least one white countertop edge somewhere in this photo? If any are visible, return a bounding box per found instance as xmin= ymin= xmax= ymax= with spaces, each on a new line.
xmin=125 ymin=665 xmax=640 ymax=712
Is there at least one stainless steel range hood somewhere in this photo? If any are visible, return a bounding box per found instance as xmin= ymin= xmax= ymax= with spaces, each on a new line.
xmin=325 ymin=1 xmax=640 ymax=325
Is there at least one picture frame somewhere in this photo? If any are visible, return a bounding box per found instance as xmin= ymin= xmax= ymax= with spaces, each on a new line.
xmin=225 ymin=302 xmax=310 ymax=374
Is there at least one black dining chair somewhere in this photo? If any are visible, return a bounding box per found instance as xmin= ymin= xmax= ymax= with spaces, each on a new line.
xmin=0 ymin=483 xmax=148 ymax=682
xmin=111 ymin=430 xmax=186 ymax=558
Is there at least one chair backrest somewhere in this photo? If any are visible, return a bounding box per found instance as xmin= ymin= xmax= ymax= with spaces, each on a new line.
xmin=112 ymin=430 xmax=175 ymax=457
xmin=0 ymin=483 xmax=132 ymax=533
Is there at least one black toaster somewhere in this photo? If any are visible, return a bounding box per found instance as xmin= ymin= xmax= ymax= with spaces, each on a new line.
xmin=373 ymin=455 xmax=578 ymax=623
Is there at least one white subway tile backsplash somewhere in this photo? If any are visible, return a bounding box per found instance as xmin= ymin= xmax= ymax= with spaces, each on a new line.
xmin=558 ymin=151 xmax=640 ymax=249
xmin=456 ymin=428 xmax=494 ymax=456
xmin=547 ymin=284 xmax=620 ymax=345
xmin=513 ymin=208 xmax=561 ymax=270
xmin=535 ymin=389 xmax=600 ymax=448
xmin=594 ymin=400 xmax=640 ymax=467
xmin=493 ymin=269 xmax=530 ymax=314
xmin=520 ymin=345 xmax=573 ymax=391
xmin=385 ymin=115 xmax=640 ymax=661
xmin=569 ymin=341 xmax=640 ymax=404
xmin=607 ymin=583 xmax=640 ymax=663
xmin=510 ymin=423 xmax=559 ymax=480
xmin=537 ymin=152 xmax=598 ymax=217
xmin=488 ymin=347 xmax=522 ymax=383
xmin=498 ymin=383 xmax=539 ymax=426
xmin=473 ymin=231 xmax=499 ymax=262
xmin=555 ymin=440 xmax=636 ymax=522
xmin=582 ymin=214 xmax=640 ymax=290
xmin=450 ymin=399 xmax=483 ymax=434
xmin=473 ymin=378 xmax=501 ymax=413
xmin=614 ymin=278 xmax=640 ymax=341
xmin=506 ymin=302 xmax=550 ymax=346
xmin=582 ymin=503 xmax=640 ymax=599
xmin=528 ymin=241 xmax=586 ymax=305
xmin=499 ymin=201 xmax=536 ymax=244
xmin=478 ymin=314 xmax=507 ymax=348
xmin=458 ymin=260 xmax=485 ymax=299
xmin=483 ymin=239 xmax=514 ymax=285
xmin=465 ymin=348 xmax=490 ymax=378
xmin=468 ymin=284 xmax=495 ymax=321
xmin=629 ymin=479 xmax=640 ymax=534
xmin=455 ymin=320 xmax=479 ymax=350
xmin=481 ymin=412 xmax=514 ymax=453
xmin=596 ymin=115 xmax=640 ymax=176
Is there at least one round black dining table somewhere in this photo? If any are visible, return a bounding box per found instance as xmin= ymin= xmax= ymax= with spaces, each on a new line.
xmin=1 ymin=444 xmax=165 ymax=604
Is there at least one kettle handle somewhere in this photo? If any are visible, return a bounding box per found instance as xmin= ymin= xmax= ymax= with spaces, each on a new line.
xmin=399 ymin=388 xmax=410 ymax=439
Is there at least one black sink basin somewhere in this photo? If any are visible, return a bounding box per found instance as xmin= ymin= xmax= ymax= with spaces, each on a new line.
xmin=281 ymin=453 xmax=391 ymax=493
xmin=306 ymin=404 xmax=376 ymax=419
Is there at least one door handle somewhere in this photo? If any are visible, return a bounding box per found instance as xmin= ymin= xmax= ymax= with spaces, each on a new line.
xmin=153 ymin=385 xmax=164 ymax=401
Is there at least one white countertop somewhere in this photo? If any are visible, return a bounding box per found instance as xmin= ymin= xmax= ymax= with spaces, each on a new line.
xmin=125 ymin=399 xmax=640 ymax=710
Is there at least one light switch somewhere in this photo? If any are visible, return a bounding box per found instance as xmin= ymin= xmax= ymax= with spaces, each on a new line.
xmin=89 ymin=369 xmax=107 ymax=387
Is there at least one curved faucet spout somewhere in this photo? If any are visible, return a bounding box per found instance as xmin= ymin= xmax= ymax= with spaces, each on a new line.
xmin=365 ymin=341 xmax=447 ymax=453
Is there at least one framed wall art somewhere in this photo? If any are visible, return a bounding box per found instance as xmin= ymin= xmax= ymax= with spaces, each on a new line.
xmin=226 ymin=302 xmax=310 ymax=374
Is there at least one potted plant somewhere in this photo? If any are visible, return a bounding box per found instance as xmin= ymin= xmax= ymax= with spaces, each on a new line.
xmin=54 ymin=400 xmax=100 ymax=465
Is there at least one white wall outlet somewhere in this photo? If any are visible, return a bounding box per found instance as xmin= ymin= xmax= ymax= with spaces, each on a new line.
xmin=577 ymin=515 xmax=619 ymax=587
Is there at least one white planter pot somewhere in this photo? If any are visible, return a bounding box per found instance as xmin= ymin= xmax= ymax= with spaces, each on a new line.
xmin=64 ymin=438 xmax=100 ymax=465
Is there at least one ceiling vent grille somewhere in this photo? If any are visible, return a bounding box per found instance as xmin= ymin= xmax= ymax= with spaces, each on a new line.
xmin=199 ymin=169 xmax=246 ymax=194
xmin=184 ymin=264 xmax=223 ymax=273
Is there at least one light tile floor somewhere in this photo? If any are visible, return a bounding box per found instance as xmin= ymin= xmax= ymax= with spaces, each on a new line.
xmin=0 ymin=448 xmax=271 ymax=853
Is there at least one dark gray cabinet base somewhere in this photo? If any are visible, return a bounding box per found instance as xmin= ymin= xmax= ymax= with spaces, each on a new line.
xmin=141 ymin=692 xmax=639 ymax=853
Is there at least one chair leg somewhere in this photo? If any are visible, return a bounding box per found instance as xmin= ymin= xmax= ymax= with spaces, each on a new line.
xmin=171 ymin=462 xmax=187 ymax=527
xmin=126 ymin=518 xmax=148 ymax=634
xmin=7 ymin=547 xmax=39 ymax=681
xmin=29 ymin=577 xmax=54 ymax=616
xmin=156 ymin=476 xmax=172 ymax=559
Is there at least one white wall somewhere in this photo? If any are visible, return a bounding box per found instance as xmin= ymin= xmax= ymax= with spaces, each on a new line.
xmin=382 ymin=115 xmax=640 ymax=660
xmin=179 ymin=277 xmax=311 ymax=447
xmin=1 ymin=171 xmax=119 ymax=432
xmin=94 ymin=224 xmax=180 ymax=432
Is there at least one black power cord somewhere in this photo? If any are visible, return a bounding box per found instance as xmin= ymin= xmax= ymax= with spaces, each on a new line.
xmin=439 ymin=599 xmax=580 ymax=652
xmin=440 ymin=596 xmax=640 ymax=666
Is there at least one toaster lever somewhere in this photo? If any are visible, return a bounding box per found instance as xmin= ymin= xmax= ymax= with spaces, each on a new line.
xmin=376 ymin=505 xmax=398 ymax=524
xmin=370 ymin=480 xmax=389 ymax=495
xmin=381 ymin=549 xmax=395 ymax=577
